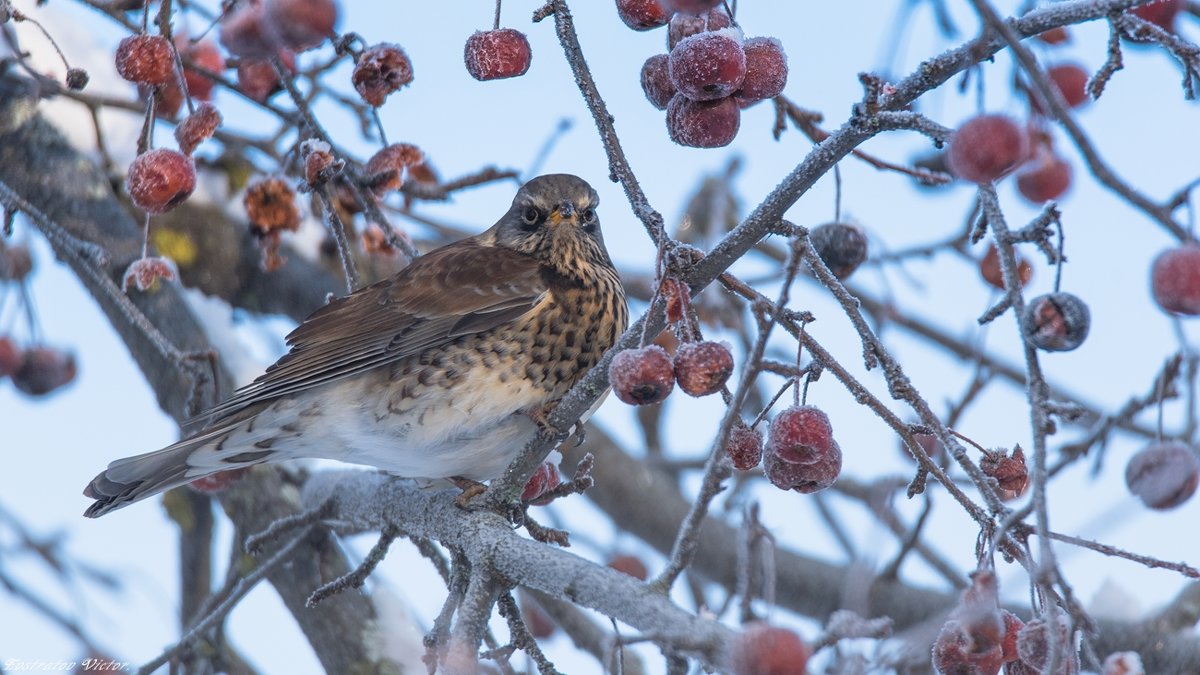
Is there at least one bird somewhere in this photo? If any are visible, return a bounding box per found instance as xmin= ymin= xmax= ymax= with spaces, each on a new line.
xmin=84 ymin=173 xmax=628 ymax=517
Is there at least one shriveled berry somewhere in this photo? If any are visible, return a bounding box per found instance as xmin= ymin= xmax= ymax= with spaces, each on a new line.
xmin=1131 ymin=0 xmax=1183 ymax=32
xmin=767 ymin=405 xmax=832 ymax=465
xmin=899 ymin=427 xmax=945 ymax=464
xmin=12 ymin=346 xmax=76 ymax=397
xmin=1022 ymin=292 xmax=1090 ymax=352
xmin=765 ymin=433 xmax=841 ymax=493
xmin=353 ymin=43 xmax=414 ymax=106
xmin=464 ymin=29 xmax=532 ymax=81
xmin=146 ymin=79 xmax=185 ymax=118
xmin=669 ymin=29 xmax=746 ymax=101
xmin=673 ymin=340 xmax=732 ymax=396
xmin=660 ymin=276 xmax=689 ymax=322
xmin=244 ymin=176 xmax=300 ymax=236
xmin=1016 ymin=615 xmax=1079 ymax=674
xmin=947 ymin=114 xmax=1029 ymax=184
xmin=979 ymin=244 xmax=1032 ymax=290
xmin=264 ymin=0 xmax=338 ymax=52
xmin=667 ymin=7 xmax=731 ymax=49
xmin=1001 ymin=611 xmax=1024 ymax=664
xmin=237 ymin=50 xmax=295 ymax=102
xmin=116 ymin=35 xmax=175 ymax=86
xmin=1037 ymin=26 xmax=1071 ymax=45
xmin=609 ymin=345 xmax=675 ymax=405
xmin=1150 ymin=244 xmax=1200 ymax=315
xmin=726 ymin=622 xmax=809 ymax=675
xmin=734 ymin=37 xmax=787 ymax=105
xmin=981 ymin=446 xmax=1028 ymax=497
xmin=0 ymin=245 xmax=33 ymax=281
xmin=0 ymin=336 xmax=22 ymax=378
xmin=617 ymin=0 xmax=672 ymax=30
xmin=1101 ymin=652 xmax=1144 ymax=675
xmin=66 ymin=68 xmax=89 ymax=91
xmin=809 ymin=222 xmax=868 ymax=280
xmin=607 ymin=554 xmax=649 ymax=581
xmin=1125 ymin=441 xmax=1199 ymax=510
xmin=122 ymin=256 xmax=177 ymax=292
xmin=1016 ymin=151 xmax=1072 ymax=203
xmin=127 ymin=148 xmax=196 ymax=214
xmin=663 ymin=0 xmax=722 ymax=13
xmin=190 ymin=468 xmax=249 ymax=493
xmin=303 ymin=139 xmax=340 ymax=186
xmin=727 ymin=425 xmax=764 ymax=471
xmin=521 ymin=461 xmax=563 ymax=505
xmin=932 ymin=619 xmax=1004 ymax=675
xmin=177 ymin=36 xmax=224 ymax=101
xmin=219 ymin=0 xmax=276 ymax=59
xmin=365 ymin=142 xmax=425 ymax=196
xmin=641 ymin=54 xmax=676 ymax=110
xmin=174 ymin=102 xmax=222 ymax=155
xmin=666 ymin=93 xmax=740 ymax=148
xmin=1046 ymin=63 xmax=1089 ymax=109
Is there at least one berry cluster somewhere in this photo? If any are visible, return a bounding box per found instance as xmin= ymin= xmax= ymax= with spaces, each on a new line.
xmin=622 ymin=0 xmax=788 ymax=148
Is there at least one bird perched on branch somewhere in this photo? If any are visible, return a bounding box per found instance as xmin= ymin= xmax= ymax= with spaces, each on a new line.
xmin=84 ymin=174 xmax=628 ymax=517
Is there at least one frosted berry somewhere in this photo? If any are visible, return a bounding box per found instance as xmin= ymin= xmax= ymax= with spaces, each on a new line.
xmin=809 ymin=222 xmax=868 ymax=280
xmin=190 ymin=468 xmax=249 ymax=493
xmin=666 ymin=93 xmax=740 ymax=148
xmin=660 ymin=276 xmax=689 ymax=323
xmin=727 ymin=425 xmax=764 ymax=471
xmin=900 ymin=427 xmax=945 ymax=464
xmin=1001 ymin=611 xmax=1024 ymax=664
xmin=127 ymin=148 xmax=196 ymax=214
xmin=0 ymin=245 xmax=33 ymax=281
xmin=673 ymin=341 xmax=732 ymax=396
xmin=1150 ymin=244 xmax=1200 ymax=315
xmin=669 ymin=29 xmax=746 ymax=101
xmin=932 ymin=619 xmax=1004 ymax=675
xmin=667 ymin=7 xmax=731 ymax=49
xmin=1037 ymin=27 xmax=1070 ymax=45
xmin=219 ymin=0 xmax=276 ymax=59
xmin=464 ymin=29 xmax=531 ymax=81
xmin=12 ymin=346 xmax=76 ymax=397
xmin=1046 ymin=63 xmax=1089 ymax=109
xmin=609 ymin=345 xmax=675 ymax=405
xmin=353 ymin=43 xmax=414 ymax=106
xmin=767 ymin=405 xmax=832 ymax=465
xmin=177 ymin=36 xmax=224 ymax=101
xmin=979 ymin=244 xmax=1032 ymax=290
xmin=1016 ymin=151 xmax=1072 ymax=203
xmin=607 ymin=554 xmax=649 ymax=581
xmin=244 ymin=176 xmax=301 ymax=236
xmin=1022 ymin=292 xmax=1090 ymax=352
xmin=1101 ymin=652 xmax=1144 ymax=675
xmin=0 ymin=336 xmax=22 ymax=378
xmin=617 ymin=0 xmax=672 ymax=31
xmin=264 ymin=0 xmax=338 ymax=52
xmin=947 ymin=115 xmax=1029 ymax=184
xmin=1125 ymin=441 xmax=1199 ymax=510
xmin=641 ymin=54 xmax=676 ymax=110
xmin=734 ymin=37 xmax=787 ymax=105
xmin=122 ymin=256 xmax=177 ymax=292
xmin=237 ymin=50 xmax=295 ymax=102
xmin=147 ymin=79 xmax=185 ymax=118
xmin=981 ymin=446 xmax=1028 ymax=498
xmin=1132 ymin=0 xmax=1183 ymax=32
xmin=365 ymin=143 xmax=425 ymax=196
xmin=302 ymin=139 xmax=340 ymax=186
xmin=726 ymin=622 xmax=810 ymax=675
xmin=664 ymin=0 xmax=722 ymax=13
xmin=521 ymin=461 xmax=562 ymax=505
xmin=1016 ymin=615 xmax=1079 ymax=674
xmin=116 ymin=35 xmax=175 ymax=86
xmin=174 ymin=102 xmax=222 ymax=155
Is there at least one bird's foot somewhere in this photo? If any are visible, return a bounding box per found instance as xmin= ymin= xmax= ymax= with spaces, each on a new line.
xmin=526 ymin=402 xmax=584 ymax=445
xmin=449 ymin=476 xmax=487 ymax=509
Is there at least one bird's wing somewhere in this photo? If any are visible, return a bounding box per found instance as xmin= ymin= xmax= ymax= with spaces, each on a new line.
xmin=198 ymin=240 xmax=546 ymax=421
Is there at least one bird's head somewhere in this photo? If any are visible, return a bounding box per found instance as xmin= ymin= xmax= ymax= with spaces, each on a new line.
xmin=486 ymin=174 xmax=615 ymax=276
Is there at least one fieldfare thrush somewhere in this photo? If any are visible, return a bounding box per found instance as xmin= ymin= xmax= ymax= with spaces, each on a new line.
xmin=84 ymin=173 xmax=628 ymax=517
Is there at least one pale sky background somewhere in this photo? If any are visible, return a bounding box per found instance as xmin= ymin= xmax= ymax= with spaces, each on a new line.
xmin=1 ymin=1 xmax=1198 ymax=673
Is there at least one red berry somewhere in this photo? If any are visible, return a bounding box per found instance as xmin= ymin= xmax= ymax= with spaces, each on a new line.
xmin=1022 ymin=292 xmax=1090 ymax=352
xmin=660 ymin=276 xmax=689 ymax=322
xmin=666 ymin=94 xmax=740 ymax=148
xmin=609 ymin=345 xmax=675 ymax=405
xmin=174 ymin=102 xmax=222 ymax=155
xmin=669 ymin=29 xmax=746 ymax=101
xmin=981 ymin=446 xmax=1028 ymax=498
xmin=244 ymin=176 xmax=301 ymax=236
xmin=519 ymin=596 xmax=556 ymax=639
xmin=641 ymin=54 xmax=676 ymax=110
xmin=0 ymin=244 xmax=33 ymax=281
xmin=237 ymin=50 xmax=295 ymax=102
xmin=1016 ymin=151 xmax=1072 ymax=203
xmin=122 ymin=256 xmax=177 ymax=292
xmin=177 ymin=35 xmax=224 ymax=101
xmin=1101 ymin=652 xmax=1144 ymax=675
xmin=1045 ymin=63 xmax=1089 ymax=109
xmin=116 ymin=35 xmax=175 ymax=86
xmin=263 ymin=0 xmax=338 ymax=52
xmin=809 ymin=222 xmax=868 ymax=280
xmin=12 ymin=346 xmax=76 ymax=397
xmin=734 ymin=37 xmax=787 ymax=105
xmin=127 ymin=148 xmax=196 ymax=214
xmin=947 ymin=115 xmax=1029 ymax=184
xmin=1132 ymin=0 xmax=1183 ymax=32
xmin=607 ymin=554 xmax=649 ymax=581
xmin=464 ymin=29 xmax=532 ymax=81
xmin=1125 ymin=441 xmax=1199 ymax=510
xmin=303 ymin=139 xmax=339 ymax=186
xmin=726 ymin=622 xmax=810 ymax=675
xmin=0 ymin=336 xmax=22 ymax=378
xmin=190 ymin=468 xmax=249 ymax=493
xmin=520 ymin=461 xmax=563 ymax=505
xmin=899 ymin=427 xmax=945 ymax=464
xmin=767 ymin=405 xmax=832 ymax=465
xmin=979 ymin=244 xmax=1033 ymax=290
xmin=146 ymin=79 xmax=185 ymax=118
xmin=673 ymin=341 xmax=732 ymax=396
xmin=1001 ymin=611 xmax=1024 ymax=664
xmin=364 ymin=142 xmax=425 ymax=196
xmin=663 ymin=0 xmax=722 ymax=12
xmin=616 ymin=0 xmax=672 ymax=30
xmin=1151 ymin=244 xmax=1200 ymax=315
xmin=1037 ymin=27 xmax=1071 ymax=45
xmin=352 ymin=43 xmax=414 ymax=107
xmin=727 ymin=425 xmax=764 ymax=471
xmin=667 ymin=7 xmax=731 ymax=49
xmin=219 ymin=0 xmax=276 ymax=59
xmin=1016 ymin=615 xmax=1079 ymax=674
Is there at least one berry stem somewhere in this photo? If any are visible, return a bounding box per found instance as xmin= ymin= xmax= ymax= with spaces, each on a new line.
xmin=832 ymin=163 xmax=843 ymax=223
xmin=1052 ymin=219 xmax=1065 ymax=293
xmin=493 ymin=0 xmax=502 ymax=31
xmin=141 ymin=212 xmax=151 ymax=259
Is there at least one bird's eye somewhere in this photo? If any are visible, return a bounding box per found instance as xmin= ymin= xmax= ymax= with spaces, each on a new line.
xmin=521 ymin=207 xmax=540 ymax=229
xmin=581 ymin=207 xmax=597 ymax=232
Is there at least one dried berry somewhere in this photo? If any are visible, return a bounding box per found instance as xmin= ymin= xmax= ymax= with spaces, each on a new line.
xmin=932 ymin=619 xmax=1004 ymax=675
xmin=726 ymin=425 xmax=764 ymax=471
xmin=609 ymin=345 xmax=675 ymax=405
xmin=666 ymin=93 xmax=740 ymax=148
xmin=981 ymin=446 xmax=1028 ymax=497
xmin=352 ymin=43 xmax=414 ymax=107
xmin=673 ymin=340 xmax=732 ymax=396
xmin=0 ymin=336 xmax=22 ymax=378
xmin=1101 ymin=652 xmax=1144 ymax=675
xmin=264 ymin=0 xmax=338 ymax=52
xmin=667 ymin=7 xmax=731 ymax=49
xmin=244 ymin=176 xmax=301 ymax=236
xmin=0 ymin=244 xmax=33 ymax=281
xmin=177 ymin=36 xmax=224 ymax=101
xmin=127 ymin=148 xmax=196 ymax=214
xmin=734 ymin=37 xmax=787 ymax=105
xmin=1001 ymin=611 xmax=1024 ymax=664
xmin=174 ymin=102 xmax=222 ymax=155
xmin=302 ymin=139 xmax=340 ymax=186
xmin=765 ymin=407 xmax=842 ymax=493
xmin=947 ymin=115 xmax=1029 ymax=184
xmin=520 ymin=461 xmax=562 ymax=505
xmin=660 ymin=276 xmax=689 ymax=322
xmin=899 ymin=427 xmax=945 ymax=464
xmin=122 ymin=256 xmax=177 ymax=292
xmin=12 ymin=346 xmax=76 ymax=397
xmin=1016 ymin=614 xmax=1079 ymax=674
xmin=726 ymin=622 xmax=810 ymax=675
xmin=190 ymin=468 xmax=249 ymax=493
xmin=464 ymin=29 xmax=532 ymax=81
xmin=979 ymin=244 xmax=1033 ymax=290
xmin=237 ymin=50 xmax=295 ymax=102
xmin=809 ymin=222 xmax=868 ymax=280
xmin=1150 ymin=244 xmax=1200 ymax=316
xmin=669 ymin=28 xmax=746 ymax=101
xmin=1045 ymin=63 xmax=1089 ymax=109
xmin=1125 ymin=441 xmax=1199 ymax=510
xmin=607 ymin=554 xmax=649 ymax=581
xmin=115 ymin=35 xmax=175 ymax=86
xmin=1016 ymin=151 xmax=1072 ymax=204
xmin=616 ymin=0 xmax=672 ymax=30
xmin=65 ymin=68 xmax=90 ymax=91
xmin=219 ymin=0 xmax=276 ymax=59
xmin=640 ymin=53 xmax=676 ymax=110
xmin=364 ymin=143 xmax=425 ymax=197
xmin=1022 ymin=292 xmax=1090 ymax=352
xmin=663 ymin=0 xmax=722 ymax=13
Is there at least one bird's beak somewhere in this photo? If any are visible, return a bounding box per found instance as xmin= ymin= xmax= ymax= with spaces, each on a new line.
xmin=548 ymin=201 xmax=578 ymax=227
